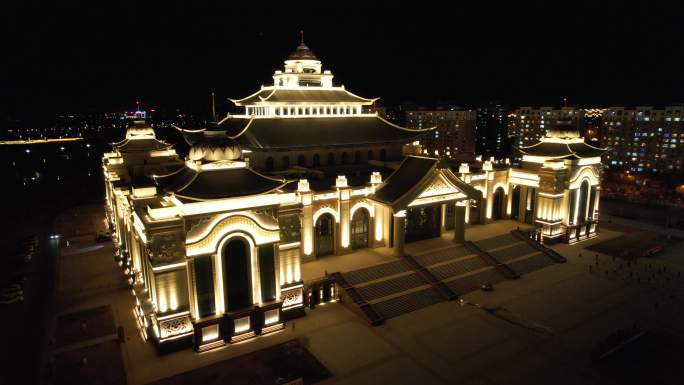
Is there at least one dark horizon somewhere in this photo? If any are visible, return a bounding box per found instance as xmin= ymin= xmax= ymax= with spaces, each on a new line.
xmin=4 ymin=2 xmax=684 ymax=125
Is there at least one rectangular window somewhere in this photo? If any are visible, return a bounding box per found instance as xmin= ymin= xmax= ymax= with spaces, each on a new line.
xmin=278 ymin=213 xmax=301 ymax=244
xmin=194 ymin=256 xmax=216 ymax=318
xmin=258 ymin=245 xmax=276 ymax=302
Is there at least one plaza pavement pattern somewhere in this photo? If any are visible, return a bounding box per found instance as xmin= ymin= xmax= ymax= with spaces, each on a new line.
xmin=50 ymin=214 xmax=684 ymax=385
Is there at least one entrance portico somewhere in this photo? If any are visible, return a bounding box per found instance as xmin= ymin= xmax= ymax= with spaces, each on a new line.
xmin=370 ymin=156 xmax=481 ymax=257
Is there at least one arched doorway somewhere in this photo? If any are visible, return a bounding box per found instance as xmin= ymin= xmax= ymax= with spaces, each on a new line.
xmin=222 ymin=238 xmax=252 ymax=312
xmin=297 ymin=154 xmax=306 ymax=167
xmin=315 ymin=213 xmax=335 ymax=257
xmin=511 ymin=185 xmax=521 ymax=220
xmin=380 ymin=149 xmax=387 ymax=161
xmin=351 ymin=208 xmax=370 ymax=249
xmin=367 ymin=150 xmax=374 ymax=160
xmin=265 ymin=157 xmax=274 ymax=171
xmin=282 ymin=156 xmax=290 ymax=169
xmin=492 ymin=187 xmax=505 ymax=220
xmin=327 ymin=153 xmax=335 ymax=166
xmin=578 ymin=180 xmax=590 ymax=225
xmin=312 ymin=154 xmax=320 ymax=167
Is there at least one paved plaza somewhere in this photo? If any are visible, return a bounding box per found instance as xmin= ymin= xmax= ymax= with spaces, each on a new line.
xmin=51 ymin=211 xmax=684 ymax=384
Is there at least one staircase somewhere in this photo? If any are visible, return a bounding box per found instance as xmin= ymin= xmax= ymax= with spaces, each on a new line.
xmin=510 ymin=229 xmax=567 ymax=263
xmin=464 ymin=241 xmax=520 ymax=279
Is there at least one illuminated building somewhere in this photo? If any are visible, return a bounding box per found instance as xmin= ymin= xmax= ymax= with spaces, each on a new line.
xmin=476 ymin=102 xmax=512 ymax=159
xmin=508 ymin=106 xmax=582 ymax=148
xmin=599 ymin=106 xmax=684 ymax=173
xmin=405 ymin=107 xmax=476 ymax=161
xmin=516 ymin=122 xmax=606 ymax=242
xmin=102 ymin=40 xmax=607 ymax=353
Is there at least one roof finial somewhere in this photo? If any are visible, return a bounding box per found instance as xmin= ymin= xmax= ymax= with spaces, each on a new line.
xmin=300 ymin=30 xmax=304 ymax=45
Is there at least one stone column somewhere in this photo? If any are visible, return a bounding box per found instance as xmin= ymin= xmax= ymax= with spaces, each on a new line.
xmin=506 ymin=186 xmax=513 ymax=218
xmin=337 ymin=176 xmax=351 ymax=254
xmin=339 ymin=198 xmax=351 ymax=254
xmin=297 ymin=180 xmax=314 ymax=261
xmin=453 ymin=202 xmax=466 ymax=243
xmin=393 ymin=211 xmax=406 ymax=257
xmin=440 ymin=203 xmax=447 ymax=235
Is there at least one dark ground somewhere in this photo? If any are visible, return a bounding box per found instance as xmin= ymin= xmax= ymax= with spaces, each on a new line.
xmin=148 ymin=339 xmax=332 ymax=385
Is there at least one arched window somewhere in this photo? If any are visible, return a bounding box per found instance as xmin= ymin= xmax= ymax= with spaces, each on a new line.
xmin=313 ymin=153 xmax=321 ymax=167
xmin=341 ymin=152 xmax=349 ymax=165
xmin=297 ymin=154 xmax=306 ymax=167
xmin=315 ymin=213 xmax=335 ymax=257
xmin=327 ymin=153 xmax=335 ymax=166
xmin=222 ymin=238 xmax=252 ymax=311
xmin=492 ymin=187 xmax=505 ymax=220
xmin=367 ymin=150 xmax=374 ymax=160
xmin=354 ymin=150 xmax=361 ymax=164
xmin=578 ymin=180 xmax=590 ymax=224
xmin=266 ymin=157 xmax=274 ymax=171
xmin=282 ymin=156 xmax=290 ymax=169
xmin=380 ymin=149 xmax=387 ymax=161
xmin=351 ymin=208 xmax=370 ymax=249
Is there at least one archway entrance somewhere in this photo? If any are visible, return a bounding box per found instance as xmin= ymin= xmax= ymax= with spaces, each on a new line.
xmin=222 ymin=238 xmax=252 ymax=312
xmin=492 ymin=187 xmax=505 ymax=220
xmin=511 ymin=185 xmax=521 ymax=221
xmin=578 ymin=180 xmax=590 ymax=225
xmin=351 ymin=208 xmax=370 ymax=249
xmin=406 ymin=205 xmax=441 ymax=243
xmin=315 ymin=213 xmax=335 ymax=257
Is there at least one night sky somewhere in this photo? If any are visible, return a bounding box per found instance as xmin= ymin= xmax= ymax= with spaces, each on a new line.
xmin=4 ymin=2 xmax=684 ymax=124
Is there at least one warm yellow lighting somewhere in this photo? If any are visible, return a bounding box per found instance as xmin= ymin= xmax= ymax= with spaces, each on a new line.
xmin=234 ymin=316 xmax=251 ymax=333
xmin=202 ymin=324 xmax=219 ymax=342
xmin=264 ymin=309 xmax=279 ymax=325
